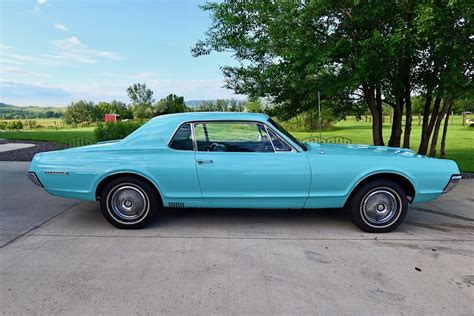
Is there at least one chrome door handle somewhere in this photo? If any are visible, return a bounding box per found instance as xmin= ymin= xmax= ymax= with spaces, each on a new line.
xmin=197 ymin=159 xmax=213 ymax=165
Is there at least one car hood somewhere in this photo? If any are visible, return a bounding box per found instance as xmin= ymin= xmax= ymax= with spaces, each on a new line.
xmin=305 ymin=142 xmax=419 ymax=158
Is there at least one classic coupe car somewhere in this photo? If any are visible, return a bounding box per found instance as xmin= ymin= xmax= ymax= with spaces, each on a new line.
xmin=28 ymin=112 xmax=461 ymax=232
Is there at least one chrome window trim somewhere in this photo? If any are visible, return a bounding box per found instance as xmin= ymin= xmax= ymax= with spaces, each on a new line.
xmin=167 ymin=119 xmax=299 ymax=153
xmin=192 ymin=120 xmax=277 ymax=153
xmin=264 ymin=125 xmax=293 ymax=152
xmin=263 ymin=124 xmax=277 ymax=152
xmin=167 ymin=122 xmax=194 ymax=152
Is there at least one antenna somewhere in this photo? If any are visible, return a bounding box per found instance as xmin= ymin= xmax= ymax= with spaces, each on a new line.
xmin=318 ymin=91 xmax=324 ymax=154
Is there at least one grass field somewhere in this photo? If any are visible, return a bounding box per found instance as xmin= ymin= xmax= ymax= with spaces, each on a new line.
xmin=1 ymin=117 xmax=472 ymax=172
xmin=0 ymin=118 xmax=69 ymax=129
xmin=0 ymin=128 xmax=96 ymax=145
xmin=291 ymin=119 xmax=473 ymax=172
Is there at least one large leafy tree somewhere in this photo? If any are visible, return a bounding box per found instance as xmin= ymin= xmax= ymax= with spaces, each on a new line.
xmin=193 ymin=0 xmax=473 ymax=152
xmin=96 ymin=100 xmax=133 ymax=120
xmin=413 ymin=1 xmax=472 ymax=155
xmin=127 ymin=83 xmax=155 ymax=119
xmin=154 ymin=94 xmax=188 ymax=115
xmin=63 ymin=100 xmax=99 ymax=126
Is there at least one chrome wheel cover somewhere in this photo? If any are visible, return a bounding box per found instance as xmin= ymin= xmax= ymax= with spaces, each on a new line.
xmin=107 ymin=184 xmax=149 ymax=223
xmin=360 ymin=188 xmax=402 ymax=228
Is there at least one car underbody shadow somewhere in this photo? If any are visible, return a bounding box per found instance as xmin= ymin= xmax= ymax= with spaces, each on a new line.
xmin=146 ymin=207 xmax=351 ymax=229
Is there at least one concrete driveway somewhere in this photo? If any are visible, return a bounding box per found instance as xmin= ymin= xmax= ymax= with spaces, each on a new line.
xmin=1 ymin=162 xmax=473 ymax=314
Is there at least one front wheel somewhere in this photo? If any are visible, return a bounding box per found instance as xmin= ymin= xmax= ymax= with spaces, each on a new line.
xmin=100 ymin=176 xmax=159 ymax=229
xmin=349 ymin=179 xmax=408 ymax=233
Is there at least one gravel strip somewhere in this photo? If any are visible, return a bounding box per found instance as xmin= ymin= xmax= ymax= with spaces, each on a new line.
xmin=0 ymin=140 xmax=66 ymax=161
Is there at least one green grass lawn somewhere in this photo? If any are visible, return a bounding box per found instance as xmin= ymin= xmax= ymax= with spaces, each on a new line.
xmin=291 ymin=118 xmax=473 ymax=172
xmin=0 ymin=128 xmax=96 ymax=145
xmin=1 ymin=117 xmax=472 ymax=172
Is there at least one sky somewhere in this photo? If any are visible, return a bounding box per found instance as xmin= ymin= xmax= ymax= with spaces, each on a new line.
xmin=0 ymin=0 xmax=241 ymax=107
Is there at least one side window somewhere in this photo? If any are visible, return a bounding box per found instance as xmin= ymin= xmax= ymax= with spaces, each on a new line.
xmin=194 ymin=122 xmax=273 ymax=152
xmin=268 ymin=129 xmax=292 ymax=151
xmin=169 ymin=123 xmax=193 ymax=151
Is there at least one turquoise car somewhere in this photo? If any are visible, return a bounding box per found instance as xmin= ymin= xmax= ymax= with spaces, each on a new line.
xmin=28 ymin=112 xmax=461 ymax=232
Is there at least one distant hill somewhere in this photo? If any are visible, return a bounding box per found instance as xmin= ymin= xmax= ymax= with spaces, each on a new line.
xmin=0 ymin=103 xmax=16 ymax=109
xmin=0 ymin=103 xmax=64 ymax=119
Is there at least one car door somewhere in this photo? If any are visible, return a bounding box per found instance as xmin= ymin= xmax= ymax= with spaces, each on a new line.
xmin=193 ymin=121 xmax=311 ymax=209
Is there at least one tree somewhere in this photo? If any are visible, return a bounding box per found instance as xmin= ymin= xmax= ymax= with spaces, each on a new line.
xmin=63 ymin=100 xmax=99 ymax=126
xmin=193 ymin=0 xmax=473 ymax=153
xmin=154 ymin=94 xmax=188 ymax=115
xmin=193 ymin=1 xmax=397 ymax=145
xmin=127 ymin=83 xmax=155 ymax=119
xmin=414 ymin=1 xmax=472 ymax=155
xmin=196 ymin=101 xmax=216 ymax=112
xmin=228 ymin=99 xmax=245 ymax=112
xmin=244 ymin=98 xmax=264 ymax=113
xmin=97 ymin=101 xmax=133 ymax=120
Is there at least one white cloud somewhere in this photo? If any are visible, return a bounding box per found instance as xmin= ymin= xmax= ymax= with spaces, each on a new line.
xmin=0 ymin=44 xmax=15 ymax=50
xmin=47 ymin=36 xmax=124 ymax=64
xmin=0 ymin=67 xmax=51 ymax=78
xmin=2 ymin=37 xmax=124 ymax=67
xmin=100 ymin=72 xmax=159 ymax=80
xmin=0 ymin=77 xmax=243 ymax=106
xmin=0 ymin=80 xmax=71 ymax=103
xmin=0 ymin=59 xmax=24 ymax=65
xmin=54 ymin=24 xmax=68 ymax=32
xmin=37 ymin=0 xmax=47 ymax=5
xmin=8 ymin=54 xmax=37 ymax=61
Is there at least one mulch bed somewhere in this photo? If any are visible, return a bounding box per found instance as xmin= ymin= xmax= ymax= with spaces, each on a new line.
xmin=0 ymin=140 xmax=66 ymax=161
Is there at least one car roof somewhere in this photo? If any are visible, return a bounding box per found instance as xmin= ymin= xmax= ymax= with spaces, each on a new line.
xmin=150 ymin=112 xmax=270 ymax=123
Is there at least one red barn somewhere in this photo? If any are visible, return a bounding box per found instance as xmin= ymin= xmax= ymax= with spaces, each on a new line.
xmin=104 ymin=114 xmax=120 ymax=122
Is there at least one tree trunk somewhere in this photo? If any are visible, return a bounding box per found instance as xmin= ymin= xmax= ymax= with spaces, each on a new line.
xmin=388 ymin=96 xmax=403 ymax=147
xmin=363 ymin=85 xmax=384 ymax=146
xmin=402 ymin=69 xmax=412 ymax=148
xmin=440 ymin=105 xmax=452 ymax=159
xmin=429 ymin=98 xmax=452 ymax=157
xmin=418 ymin=93 xmax=441 ymax=155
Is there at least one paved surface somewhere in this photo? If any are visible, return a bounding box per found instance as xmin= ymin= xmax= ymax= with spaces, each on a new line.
xmin=0 ymin=162 xmax=473 ymax=314
xmin=0 ymin=162 xmax=79 ymax=247
xmin=0 ymin=143 xmax=35 ymax=153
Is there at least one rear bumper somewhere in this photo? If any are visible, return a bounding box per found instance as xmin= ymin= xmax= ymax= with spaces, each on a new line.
xmin=443 ymin=174 xmax=462 ymax=194
xmin=27 ymin=172 xmax=43 ymax=188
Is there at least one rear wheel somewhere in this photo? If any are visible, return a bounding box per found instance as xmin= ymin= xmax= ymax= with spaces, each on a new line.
xmin=349 ymin=179 xmax=408 ymax=233
xmin=100 ymin=176 xmax=159 ymax=229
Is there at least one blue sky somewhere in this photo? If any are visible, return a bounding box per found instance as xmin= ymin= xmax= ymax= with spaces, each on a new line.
xmin=0 ymin=0 xmax=241 ymax=106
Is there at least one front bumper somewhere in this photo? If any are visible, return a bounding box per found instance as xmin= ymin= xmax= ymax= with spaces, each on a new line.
xmin=27 ymin=172 xmax=43 ymax=187
xmin=443 ymin=174 xmax=462 ymax=193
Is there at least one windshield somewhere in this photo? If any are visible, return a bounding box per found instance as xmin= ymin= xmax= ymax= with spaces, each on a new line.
xmin=268 ymin=118 xmax=308 ymax=151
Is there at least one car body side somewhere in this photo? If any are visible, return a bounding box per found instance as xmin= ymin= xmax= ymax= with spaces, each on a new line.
xmin=28 ymin=112 xmax=460 ymax=209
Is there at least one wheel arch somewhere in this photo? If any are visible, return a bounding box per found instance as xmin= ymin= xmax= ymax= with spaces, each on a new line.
xmin=345 ymin=172 xmax=416 ymax=206
xmin=95 ymin=172 xmax=163 ymax=205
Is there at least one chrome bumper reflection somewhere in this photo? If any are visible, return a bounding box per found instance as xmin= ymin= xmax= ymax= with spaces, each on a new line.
xmin=27 ymin=172 xmax=43 ymax=187
xmin=443 ymin=175 xmax=462 ymax=193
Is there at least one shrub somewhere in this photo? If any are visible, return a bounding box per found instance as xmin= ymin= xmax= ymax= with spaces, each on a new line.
xmin=6 ymin=120 xmax=23 ymax=130
xmin=279 ymin=109 xmax=336 ymax=132
xmin=0 ymin=121 xmax=7 ymax=130
xmin=95 ymin=121 xmax=143 ymax=142
xmin=25 ymin=120 xmax=38 ymax=129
